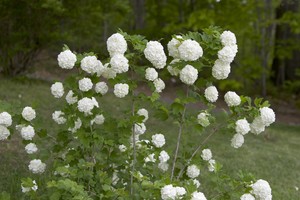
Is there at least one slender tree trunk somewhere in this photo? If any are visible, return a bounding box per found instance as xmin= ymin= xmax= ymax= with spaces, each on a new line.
xmin=132 ymin=0 xmax=145 ymax=30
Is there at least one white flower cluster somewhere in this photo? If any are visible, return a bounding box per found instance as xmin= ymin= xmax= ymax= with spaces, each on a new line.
xmin=251 ymin=179 xmax=272 ymax=200
xmin=134 ymin=123 xmax=146 ymax=135
xmin=180 ymin=65 xmax=198 ymax=85
xmin=153 ymin=78 xmax=165 ymax=93
xmin=161 ymin=184 xmax=186 ymax=200
xmin=95 ymin=82 xmax=108 ymax=95
xmin=158 ymin=150 xmax=170 ymax=172
xmin=78 ymin=77 xmax=93 ymax=92
xmin=91 ymin=114 xmax=105 ymax=125
xmin=68 ymin=118 xmax=82 ymax=133
xmin=65 ymin=90 xmax=78 ymax=105
xmin=137 ymin=108 xmax=148 ymax=122
xmin=102 ymin=64 xmax=117 ymax=79
xmin=28 ymin=159 xmax=46 ymax=174
xmin=191 ymin=191 xmax=207 ymax=200
xmin=110 ymin=54 xmax=129 ymax=74
xmin=77 ymin=97 xmax=99 ymax=115
xmin=57 ymin=50 xmax=77 ymax=69
xmin=151 ymin=133 xmax=166 ymax=148
xmin=201 ymin=149 xmax=216 ymax=172
xmin=204 ymin=86 xmax=218 ymax=103
xmin=167 ymin=35 xmax=182 ymax=58
xmin=224 ymin=91 xmax=241 ymax=107
xmin=240 ymin=193 xmax=255 ymax=200
xmin=52 ymin=111 xmax=67 ymax=125
xmin=144 ymin=153 xmax=156 ymax=163
xmin=118 ymin=144 xmax=127 ymax=152
xmin=144 ymin=41 xmax=167 ymax=69
xmin=114 ymin=83 xmax=129 ymax=98
xmin=197 ymin=112 xmax=210 ymax=127
xmin=107 ymin=33 xmax=127 ymax=57
xmin=145 ymin=67 xmax=158 ymax=81
xmin=51 ymin=82 xmax=64 ymax=98
xmin=22 ymin=107 xmax=36 ymax=121
xmin=250 ymin=107 xmax=275 ymax=135
xmin=21 ymin=180 xmax=38 ymax=193
xmin=20 ymin=125 xmax=35 ymax=140
xmin=212 ymin=30 xmax=237 ymax=80
xmin=187 ymin=164 xmax=200 ymax=179
xmin=0 ymin=112 xmax=12 ymax=127
xmin=167 ymin=59 xmax=180 ymax=76
xmin=80 ymin=56 xmax=104 ymax=75
xmin=231 ymin=118 xmax=251 ymax=149
xmin=178 ymin=39 xmax=203 ymax=61
xmin=25 ymin=143 xmax=38 ymax=154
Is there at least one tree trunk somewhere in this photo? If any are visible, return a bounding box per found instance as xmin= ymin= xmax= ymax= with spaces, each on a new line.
xmin=132 ymin=0 xmax=145 ymax=30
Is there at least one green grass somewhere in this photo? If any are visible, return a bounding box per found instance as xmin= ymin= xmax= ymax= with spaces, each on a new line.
xmin=0 ymin=77 xmax=299 ymax=199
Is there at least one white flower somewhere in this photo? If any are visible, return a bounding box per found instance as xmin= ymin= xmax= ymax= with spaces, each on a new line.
xmin=224 ymin=91 xmax=241 ymax=107
xmin=193 ymin=179 xmax=201 ymax=188
xmin=78 ymin=77 xmax=93 ymax=92
xmin=91 ymin=114 xmax=105 ymax=125
xmin=144 ymin=41 xmax=167 ymax=69
xmin=158 ymin=162 xmax=169 ymax=172
xmin=159 ymin=150 xmax=170 ymax=163
xmin=204 ymin=86 xmax=218 ymax=103
xmin=0 ymin=112 xmax=12 ymax=127
xmin=167 ymin=59 xmax=180 ymax=76
xmin=175 ymin=186 xmax=186 ymax=198
xmin=167 ymin=36 xmax=182 ymax=58
xmin=110 ymin=54 xmax=129 ymax=73
xmin=161 ymin=185 xmax=177 ymax=200
xmin=28 ymin=159 xmax=46 ymax=174
xmin=250 ymin=116 xmax=265 ymax=135
xmin=154 ymin=78 xmax=165 ymax=93
xmin=260 ymin=107 xmax=275 ymax=126
xmin=144 ymin=153 xmax=156 ymax=163
xmin=119 ymin=144 xmax=127 ymax=152
xmin=68 ymin=118 xmax=82 ymax=133
xmin=80 ymin=56 xmax=104 ymax=75
xmin=52 ymin=111 xmax=67 ymax=124
xmin=218 ymin=45 xmax=238 ymax=63
xmin=137 ymin=108 xmax=148 ymax=122
xmin=21 ymin=107 xmax=36 ymax=122
xmin=51 ymin=82 xmax=64 ymax=98
xmin=240 ymin=193 xmax=255 ymax=200
xmin=102 ymin=65 xmax=117 ymax=79
xmin=235 ymin=119 xmax=250 ymax=135
xmin=145 ymin=67 xmax=158 ymax=81
xmin=77 ymin=97 xmax=99 ymax=115
xmin=178 ymin=39 xmax=203 ymax=61
xmin=107 ymin=33 xmax=127 ymax=57
xmin=57 ymin=50 xmax=77 ymax=69
xmin=65 ymin=90 xmax=78 ymax=105
xmin=212 ymin=59 xmax=231 ymax=80
xmin=21 ymin=180 xmax=38 ymax=193
xmin=197 ymin=112 xmax=210 ymax=127
xmin=220 ymin=31 xmax=237 ymax=46
xmin=251 ymin=179 xmax=272 ymax=200
xmin=114 ymin=83 xmax=129 ymax=98
xmin=152 ymin=133 xmax=166 ymax=148
xmin=112 ymin=171 xmax=119 ymax=186
xmin=134 ymin=123 xmax=146 ymax=135
xmin=201 ymin=149 xmax=212 ymax=161
xmin=187 ymin=165 xmax=200 ymax=179
xmin=191 ymin=191 xmax=207 ymax=200
xmin=95 ymin=82 xmax=108 ymax=95
xmin=208 ymin=159 xmax=216 ymax=172
xmin=179 ymin=65 xmax=198 ymax=85
xmin=20 ymin=125 xmax=35 ymax=140
xmin=231 ymin=133 xmax=244 ymax=148
xmin=0 ymin=125 xmax=10 ymax=140
xmin=25 ymin=143 xmax=38 ymax=154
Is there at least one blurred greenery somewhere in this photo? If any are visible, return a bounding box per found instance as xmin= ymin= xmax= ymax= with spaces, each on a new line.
xmin=0 ymin=0 xmax=299 ymax=99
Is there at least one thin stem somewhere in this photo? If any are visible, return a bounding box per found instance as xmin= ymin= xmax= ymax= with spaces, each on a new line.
xmin=177 ymin=125 xmax=220 ymax=179
xmin=170 ymin=86 xmax=189 ymax=181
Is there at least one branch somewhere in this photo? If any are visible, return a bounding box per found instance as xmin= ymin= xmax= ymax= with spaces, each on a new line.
xmin=170 ymin=85 xmax=189 ymax=181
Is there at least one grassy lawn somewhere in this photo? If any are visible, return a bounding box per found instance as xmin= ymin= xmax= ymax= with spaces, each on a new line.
xmin=0 ymin=77 xmax=299 ymax=199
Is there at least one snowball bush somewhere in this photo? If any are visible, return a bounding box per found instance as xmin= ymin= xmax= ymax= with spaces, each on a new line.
xmin=0 ymin=28 xmax=276 ymax=200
